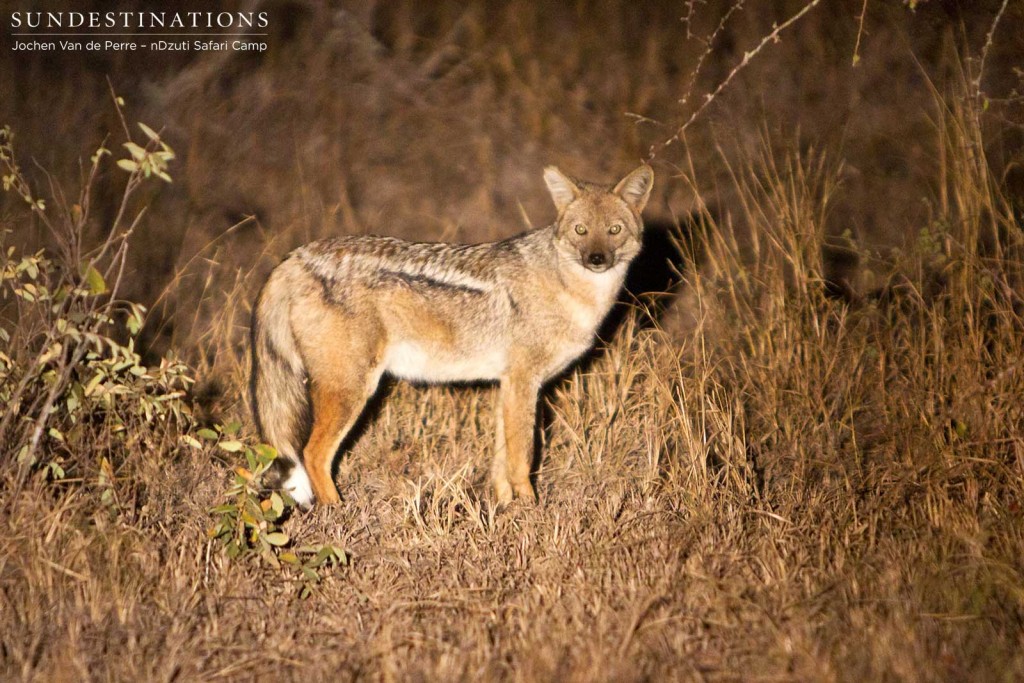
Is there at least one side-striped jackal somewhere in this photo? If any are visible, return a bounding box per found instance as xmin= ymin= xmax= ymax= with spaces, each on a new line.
xmin=250 ymin=164 xmax=654 ymax=507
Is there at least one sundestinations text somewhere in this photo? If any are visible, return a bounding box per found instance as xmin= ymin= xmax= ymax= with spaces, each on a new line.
xmin=10 ymin=12 xmax=268 ymax=30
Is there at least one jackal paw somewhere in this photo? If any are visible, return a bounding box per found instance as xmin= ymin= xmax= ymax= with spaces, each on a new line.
xmin=512 ymin=480 xmax=537 ymax=503
xmin=493 ymin=479 xmax=514 ymax=505
xmin=493 ymin=478 xmax=536 ymax=505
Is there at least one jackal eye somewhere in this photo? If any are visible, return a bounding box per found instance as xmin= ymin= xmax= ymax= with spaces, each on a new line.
xmin=574 ymin=224 xmax=587 ymax=235
xmin=609 ymin=223 xmax=622 ymax=235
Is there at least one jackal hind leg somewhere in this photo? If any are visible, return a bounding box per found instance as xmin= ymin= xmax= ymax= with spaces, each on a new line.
xmin=294 ymin=300 xmax=384 ymax=506
xmin=492 ymin=375 xmax=539 ymax=504
xmin=304 ymin=381 xmax=375 ymax=505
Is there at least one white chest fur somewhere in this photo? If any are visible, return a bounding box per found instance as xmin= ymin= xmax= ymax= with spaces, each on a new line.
xmin=561 ymin=264 xmax=627 ymax=334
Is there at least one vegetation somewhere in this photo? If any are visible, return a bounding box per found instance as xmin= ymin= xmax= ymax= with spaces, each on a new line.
xmin=1 ymin=1 xmax=1022 ymax=680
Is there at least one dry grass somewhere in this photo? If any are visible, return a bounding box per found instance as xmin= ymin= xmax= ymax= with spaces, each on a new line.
xmin=2 ymin=1 xmax=1024 ymax=681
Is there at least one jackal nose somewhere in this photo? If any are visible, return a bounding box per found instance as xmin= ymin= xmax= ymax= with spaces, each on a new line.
xmin=588 ymin=253 xmax=607 ymax=267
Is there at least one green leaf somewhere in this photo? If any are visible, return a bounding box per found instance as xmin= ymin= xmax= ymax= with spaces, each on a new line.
xmin=123 ymin=141 xmax=147 ymax=161
xmin=196 ymin=428 xmax=219 ymax=440
xmin=126 ymin=310 xmax=143 ymax=335
xmin=82 ymin=264 xmax=108 ymax=295
xmin=270 ymin=492 xmax=284 ymax=517
xmin=312 ymin=546 xmax=335 ymax=567
xmin=219 ymin=440 xmax=244 ymax=452
xmin=264 ymin=532 xmax=289 ymax=547
xmin=137 ymin=121 xmax=160 ymax=141
xmin=116 ymin=159 xmax=138 ymax=173
xmin=253 ymin=443 xmax=278 ymax=461
xmin=48 ymin=462 xmax=66 ymax=479
xmin=16 ymin=445 xmax=33 ymax=466
xmin=83 ymin=371 xmax=105 ymax=397
xmin=240 ymin=508 xmax=258 ymax=526
xmin=222 ymin=420 xmax=242 ymax=436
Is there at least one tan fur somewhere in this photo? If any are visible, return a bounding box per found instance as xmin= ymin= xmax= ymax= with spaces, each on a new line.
xmin=250 ymin=164 xmax=653 ymax=507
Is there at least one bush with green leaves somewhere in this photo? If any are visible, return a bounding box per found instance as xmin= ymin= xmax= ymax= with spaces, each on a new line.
xmin=0 ymin=122 xmax=191 ymax=483
xmin=203 ymin=423 xmax=348 ymax=597
xmin=1 ymin=114 xmax=346 ymax=593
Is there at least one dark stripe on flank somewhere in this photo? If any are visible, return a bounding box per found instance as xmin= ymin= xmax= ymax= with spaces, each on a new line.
xmin=311 ymin=270 xmax=335 ymax=302
xmin=389 ymin=271 xmax=486 ymax=296
xmin=306 ymin=268 xmax=352 ymax=308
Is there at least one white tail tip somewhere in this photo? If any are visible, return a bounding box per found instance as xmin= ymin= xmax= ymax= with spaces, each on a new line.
xmin=283 ymin=463 xmax=315 ymax=509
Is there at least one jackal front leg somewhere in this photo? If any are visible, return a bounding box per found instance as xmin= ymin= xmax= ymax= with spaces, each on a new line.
xmin=492 ymin=375 xmax=539 ymax=504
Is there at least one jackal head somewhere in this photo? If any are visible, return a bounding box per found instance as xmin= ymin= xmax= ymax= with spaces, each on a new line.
xmin=544 ymin=164 xmax=654 ymax=273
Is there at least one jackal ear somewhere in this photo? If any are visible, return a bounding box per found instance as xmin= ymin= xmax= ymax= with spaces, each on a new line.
xmin=614 ymin=164 xmax=654 ymax=213
xmin=544 ymin=166 xmax=580 ymax=213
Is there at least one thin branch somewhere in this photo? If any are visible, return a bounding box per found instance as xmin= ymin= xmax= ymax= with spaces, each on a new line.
xmin=650 ymin=0 xmax=824 ymax=161
xmin=679 ymin=1 xmax=747 ymax=109
xmin=852 ymin=0 xmax=869 ymax=67
xmin=106 ymin=77 xmax=132 ymax=141
xmin=974 ymin=0 xmax=1010 ymax=98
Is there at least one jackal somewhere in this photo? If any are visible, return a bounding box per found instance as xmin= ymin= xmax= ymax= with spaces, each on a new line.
xmin=250 ymin=164 xmax=653 ymax=507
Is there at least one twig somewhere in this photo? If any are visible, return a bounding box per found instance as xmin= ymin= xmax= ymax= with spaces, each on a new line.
xmin=679 ymin=0 xmax=747 ymax=109
xmin=650 ymin=0 xmax=824 ymax=160
xmin=852 ymin=0 xmax=869 ymax=67
xmin=106 ymin=77 xmax=132 ymax=141
xmin=974 ymin=0 xmax=1010 ymax=99
xmin=680 ymin=0 xmax=706 ymax=41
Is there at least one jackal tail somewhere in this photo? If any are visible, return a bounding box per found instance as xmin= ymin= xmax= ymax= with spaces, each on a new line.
xmin=250 ymin=266 xmax=314 ymax=505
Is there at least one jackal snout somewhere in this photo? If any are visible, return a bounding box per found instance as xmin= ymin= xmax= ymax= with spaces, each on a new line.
xmin=578 ymin=233 xmax=618 ymax=272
